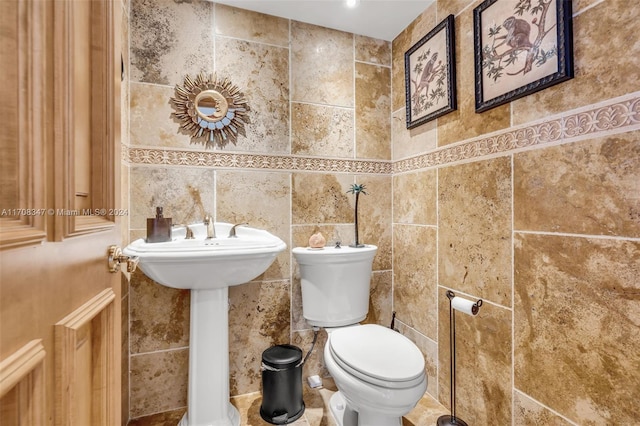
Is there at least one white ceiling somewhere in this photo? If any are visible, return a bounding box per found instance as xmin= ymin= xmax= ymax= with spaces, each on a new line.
xmin=212 ymin=0 xmax=434 ymax=41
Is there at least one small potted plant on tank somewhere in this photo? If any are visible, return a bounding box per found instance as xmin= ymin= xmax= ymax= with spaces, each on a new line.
xmin=347 ymin=183 xmax=367 ymax=248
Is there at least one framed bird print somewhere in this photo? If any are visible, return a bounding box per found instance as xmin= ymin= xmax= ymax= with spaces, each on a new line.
xmin=404 ymin=14 xmax=456 ymax=129
xmin=473 ymin=0 xmax=573 ymax=113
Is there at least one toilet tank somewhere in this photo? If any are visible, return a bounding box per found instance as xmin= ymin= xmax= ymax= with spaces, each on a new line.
xmin=292 ymin=245 xmax=377 ymax=328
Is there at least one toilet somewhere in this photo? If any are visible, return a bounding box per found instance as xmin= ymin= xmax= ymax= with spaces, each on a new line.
xmin=292 ymin=245 xmax=427 ymax=426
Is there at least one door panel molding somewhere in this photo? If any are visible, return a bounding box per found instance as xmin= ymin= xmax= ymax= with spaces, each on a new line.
xmin=0 ymin=0 xmax=47 ymax=249
xmin=0 ymin=339 xmax=46 ymax=425
xmin=53 ymin=0 xmax=120 ymax=240
xmin=55 ymin=288 xmax=116 ymax=426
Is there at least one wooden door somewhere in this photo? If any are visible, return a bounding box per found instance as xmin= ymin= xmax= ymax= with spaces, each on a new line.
xmin=0 ymin=1 xmax=123 ymax=425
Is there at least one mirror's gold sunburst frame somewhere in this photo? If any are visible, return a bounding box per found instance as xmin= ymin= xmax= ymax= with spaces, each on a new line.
xmin=171 ymin=73 xmax=250 ymax=149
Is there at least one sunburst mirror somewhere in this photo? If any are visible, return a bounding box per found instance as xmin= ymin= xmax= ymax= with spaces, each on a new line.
xmin=171 ymin=72 xmax=250 ymax=149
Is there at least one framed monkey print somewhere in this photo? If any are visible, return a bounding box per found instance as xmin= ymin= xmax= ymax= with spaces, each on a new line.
xmin=473 ymin=0 xmax=574 ymax=113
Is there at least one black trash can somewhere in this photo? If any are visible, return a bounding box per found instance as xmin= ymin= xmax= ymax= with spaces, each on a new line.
xmin=260 ymin=344 xmax=305 ymax=424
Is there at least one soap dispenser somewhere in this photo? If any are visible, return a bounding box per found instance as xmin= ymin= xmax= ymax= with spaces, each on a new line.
xmin=146 ymin=207 xmax=172 ymax=243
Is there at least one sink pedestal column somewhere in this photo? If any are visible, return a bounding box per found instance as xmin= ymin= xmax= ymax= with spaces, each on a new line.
xmin=179 ymin=287 xmax=240 ymax=426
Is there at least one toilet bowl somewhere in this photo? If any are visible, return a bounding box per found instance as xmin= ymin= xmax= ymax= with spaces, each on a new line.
xmin=292 ymin=245 xmax=427 ymax=426
xmin=323 ymin=324 xmax=427 ymax=426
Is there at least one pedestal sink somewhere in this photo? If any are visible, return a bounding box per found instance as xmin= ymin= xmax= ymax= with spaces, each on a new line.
xmin=124 ymin=222 xmax=286 ymax=426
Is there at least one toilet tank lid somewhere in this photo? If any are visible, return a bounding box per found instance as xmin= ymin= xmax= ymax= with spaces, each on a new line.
xmin=329 ymin=324 xmax=425 ymax=382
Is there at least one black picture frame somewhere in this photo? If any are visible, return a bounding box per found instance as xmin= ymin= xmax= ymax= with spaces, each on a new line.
xmin=473 ymin=0 xmax=573 ymax=113
xmin=404 ymin=14 xmax=457 ymax=129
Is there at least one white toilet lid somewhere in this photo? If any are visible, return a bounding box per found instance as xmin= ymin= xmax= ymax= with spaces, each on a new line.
xmin=329 ymin=324 xmax=425 ymax=385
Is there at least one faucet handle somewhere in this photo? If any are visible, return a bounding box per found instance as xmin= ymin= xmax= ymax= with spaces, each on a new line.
xmin=172 ymin=224 xmax=195 ymax=239
xmin=228 ymin=223 xmax=248 ymax=238
xmin=203 ymin=215 xmax=212 ymax=224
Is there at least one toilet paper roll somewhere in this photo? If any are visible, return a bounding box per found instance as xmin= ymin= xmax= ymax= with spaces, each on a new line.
xmin=451 ymin=296 xmax=480 ymax=316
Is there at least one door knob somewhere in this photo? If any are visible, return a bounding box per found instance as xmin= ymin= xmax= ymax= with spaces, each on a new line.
xmin=108 ymin=245 xmax=138 ymax=273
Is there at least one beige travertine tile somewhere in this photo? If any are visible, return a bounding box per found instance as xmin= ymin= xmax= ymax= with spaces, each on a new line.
xmin=121 ymin=163 xmax=131 ymax=246
xmin=513 ymin=391 xmax=574 ymax=426
xmin=128 ymin=408 xmax=186 ymax=426
xmin=402 ymin=391 xmax=450 ymax=426
xmin=438 ymin=157 xmax=512 ymax=306
xmin=391 ymin=108 xmax=438 ymax=161
xmin=393 ymin=224 xmax=438 ymax=339
xmin=215 ymin=37 xmax=290 ymax=154
xmin=130 ymin=0 xmax=213 ymax=85
xmin=130 ymin=270 xmax=190 ymax=354
xmin=216 ymin=170 xmax=290 ymax=281
xmin=129 ymin=166 xmax=216 ymax=230
xmin=130 ymin=83 xmax=189 ymax=148
xmin=514 ymin=132 xmax=640 ymax=238
xmin=512 ymin=0 xmax=640 ymax=124
xmin=355 ymin=62 xmax=391 ymax=160
xmin=514 ymin=233 xmax=640 ymax=425
xmin=572 ymin=0 xmax=603 ymax=14
xmin=129 ymin=349 xmax=189 ymax=418
xmin=299 ymin=379 xmax=339 ymax=426
xmin=229 ymin=280 xmax=290 ymax=396
xmin=437 ymin=286 xmax=512 ymax=424
xmin=292 ymin=174 xmax=354 ymax=225
xmin=393 ymin=169 xmax=437 ymax=225
xmin=355 ymin=35 xmax=391 ymax=66
xmin=437 ymin=0 xmax=475 ymax=20
xmin=396 ymin=321 xmax=439 ymax=399
xmin=391 ymin=3 xmax=437 ymax=112
xmin=365 ymin=270 xmax=393 ymax=327
xmin=292 ymin=329 xmax=329 ymax=379
xmin=291 ymin=103 xmax=354 ymax=158
xmin=356 ymin=175 xmax=393 ymax=271
xmin=291 ymin=21 xmax=354 ymax=106
xmin=437 ymin=5 xmax=510 ymax=146
xmin=214 ymin=4 xmax=289 ymax=47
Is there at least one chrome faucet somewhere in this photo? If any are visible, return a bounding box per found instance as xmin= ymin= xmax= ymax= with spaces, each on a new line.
xmin=203 ymin=215 xmax=216 ymax=239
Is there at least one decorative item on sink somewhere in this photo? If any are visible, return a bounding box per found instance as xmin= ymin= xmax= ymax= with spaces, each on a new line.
xmin=347 ymin=183 xmax=367 ymax=248
xmin=170 ymin=72 xmax=251 ymax=149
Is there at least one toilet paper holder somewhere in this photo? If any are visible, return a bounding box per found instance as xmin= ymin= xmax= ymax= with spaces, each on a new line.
xmin=437 ymin=290 xmax=482 ymax=426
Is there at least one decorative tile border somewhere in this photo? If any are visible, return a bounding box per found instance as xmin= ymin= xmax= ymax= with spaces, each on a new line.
xmin=124 ymin=93 xmax=640 ymax=174
xmin=124 ymin=149 xmax=393 ymax=174
xmin=394 ymin=94 xmax=640 ymax=173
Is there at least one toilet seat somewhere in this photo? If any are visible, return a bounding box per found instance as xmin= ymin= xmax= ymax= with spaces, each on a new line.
xmin=328 ymin=324 xmax=425 ymax=389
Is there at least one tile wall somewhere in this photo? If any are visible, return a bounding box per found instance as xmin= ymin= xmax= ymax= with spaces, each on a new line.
xmin=124 ymin=0 xmax=392 ymax=421
xmin=123 ymin=0 xmax=639 ymax=424
xmin=391 ymin=0 xmax=639 ymax=425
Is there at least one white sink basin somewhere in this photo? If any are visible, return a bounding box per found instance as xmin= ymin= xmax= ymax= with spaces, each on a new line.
xmin=123 ymin=222 xmax=286 ymax=290
xmin=125 ymin=222 xmax=286 ymax=426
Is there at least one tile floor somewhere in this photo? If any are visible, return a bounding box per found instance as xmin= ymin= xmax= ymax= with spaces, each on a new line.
xmin=128 ymin=378 xmax=450 ymax=426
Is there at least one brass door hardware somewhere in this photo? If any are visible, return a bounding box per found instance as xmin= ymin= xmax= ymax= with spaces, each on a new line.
xmin=107 ymin=245 xmax=138 ymax=273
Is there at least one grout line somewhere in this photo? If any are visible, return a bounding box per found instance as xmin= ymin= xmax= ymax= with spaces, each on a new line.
xmin=510 ymin=153 xmax=516 ymax=426
xmin=514 ymin=229 xmax=640 ymax=242
xmin=513 ymin=389 xmax=580 ymax=426
xmin=434 ymin=165 xmax=440 ymax=397
xmin=130 ymin=346 xmax=190 ymax=358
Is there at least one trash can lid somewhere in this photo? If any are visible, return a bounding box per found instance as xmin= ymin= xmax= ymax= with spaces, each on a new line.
xmin=262 ymin=344 xmax=302 ymax=368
